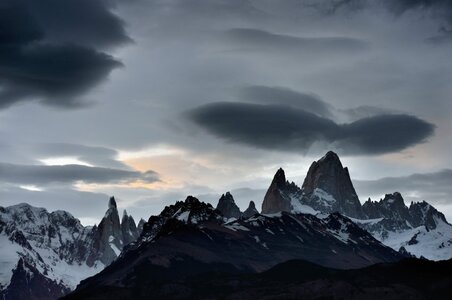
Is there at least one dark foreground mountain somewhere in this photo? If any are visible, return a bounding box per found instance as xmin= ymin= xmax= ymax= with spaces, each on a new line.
xmin=64 ymin=196 xmax=403 ymax=299
xmin=63 ymin=257 xmax=452 ymax=300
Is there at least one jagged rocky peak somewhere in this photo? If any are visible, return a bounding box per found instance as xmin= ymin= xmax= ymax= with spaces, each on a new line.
xmin=301 ymin=151 xmax=364 ymax=218
xmin=383 ymin=192 xmax=405 ymax=206
xmin=108 ymin=196 xmax=117 ymax=210
xmin=409 ymin=200 xmax=449 ymax=229
xmin=86 ymin=196 xmax=123 ymax=266
xmin=216 ymin=192 xmax=242 ymax=219
xmin=273 ymin=168 xmax=287 ymax=188
xmin=363 ymin=192 xmax=410 ymax=221
xmin=243 ymin=201 xmax=259 ymax=218
xmin=137 ymin=218 xmax=146 ymax=234
xmin=121 ymin=210 xmax=139 ymax=245
xmin=138 ymin=196 xmax=223 ymax=244
xmin=262 ymin=168 xmax=294 ymax=214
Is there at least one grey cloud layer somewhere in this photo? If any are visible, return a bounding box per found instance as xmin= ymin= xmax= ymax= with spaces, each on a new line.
xmin=31 ymin=143 xmax=130 ymax=170
xmin=354 ymin=169 xmax=452 ymax=205
xmin=0 ymin=162 xmax=158 ymax=186
xmin=0 ymin=0 xmax=128 ymax=109
xmin=188 ymin=102 xmax=434 ymax=155
xmin=222 ymin=28 xmax=369 ymax=54
xmin=238 ymin=86 xmax=396 ymax=121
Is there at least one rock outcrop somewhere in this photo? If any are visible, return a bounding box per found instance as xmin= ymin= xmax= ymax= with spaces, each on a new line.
xmin=216 ymin=192 xmax=242 ymax=219
xmin=261 ymin=168 xmax=300 ymax=214
xmin=243 ymin=201 xmax=259 ymax=218
xmin=301 ymin=151 xmax=364 ymax=218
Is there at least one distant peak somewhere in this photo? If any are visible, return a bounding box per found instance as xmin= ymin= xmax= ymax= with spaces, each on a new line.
xmin=272 ymin=168 xmax=286 ymax=187
xmin=108 ymin=196 xmax=117 ymax=209
xmin=383 ymin=192 xmax=405 ymax=205
xmin=185 ymin=195 xmax=200 ymax=204
xmin=243 ymin=200 xmax=259 ymax=218
xmin=123 ymin=209 xmax=128 ymax=217
xmin=220 ymin=192 xmax=234 ymax=202
xmin=319 ymin=151 xmax=341 ymax=164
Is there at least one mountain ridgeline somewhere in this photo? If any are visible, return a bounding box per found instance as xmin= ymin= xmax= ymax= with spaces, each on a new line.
xmin=64 ymin=195 xmax=404 ymax=300
xmin=261 ymin=151 xmax=452 ymax=259
xmin=1 ymin=151 xmax=452 ymax=300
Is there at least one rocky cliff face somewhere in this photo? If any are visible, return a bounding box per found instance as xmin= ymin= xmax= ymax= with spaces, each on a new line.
xmin=262 ymin=151 xmax=363 ymax=218
xmin=243 ymin=201 xmax=258 ymax=218
xmin=216 ymin=192 xmax=242 ymax=219
xmin=362 ymin=192 xmax=411 ymax=221
xmin=121 ymin=210 xmax=139 ymax=245
xmin=301 ymin=151 xmax=364 ymax=218
xmin=86 ymin=197 xmax=124 ymax=266
xmin=0 ymin=258 xmax=70 ymax=300
xmin=137 ymin=218 xmax=146 ymax=234
xmin=409 ymin=201 xmax=448 ymax=230
xmin=261 ymin=168 xmax=301 ymax=214
xmin=362 ymin=192 xmax=448 ymax=231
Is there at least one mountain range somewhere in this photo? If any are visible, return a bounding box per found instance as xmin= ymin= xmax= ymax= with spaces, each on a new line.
xmin=1 ymin=151 xmax=451 ymax=299
xmin=0 ymin=197 xmax=144 ymax=300
xmin=261 ymin=151 xmax=452 ymax=260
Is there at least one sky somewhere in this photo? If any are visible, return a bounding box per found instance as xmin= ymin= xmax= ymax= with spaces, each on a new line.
xmin=1 ymin=0 xmax=452 ymax=224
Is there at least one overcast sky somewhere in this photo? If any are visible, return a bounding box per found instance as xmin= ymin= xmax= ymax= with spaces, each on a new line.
xmin=1 ymin=0 xmax=452 ymax=224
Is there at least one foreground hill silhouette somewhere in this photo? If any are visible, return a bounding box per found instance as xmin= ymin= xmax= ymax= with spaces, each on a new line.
xmin=64 ymin=258 xmax=452 ymax=299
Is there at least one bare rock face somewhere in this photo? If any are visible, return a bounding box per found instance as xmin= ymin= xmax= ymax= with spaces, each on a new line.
xmin=362 ymin=192 xmax=410 ymax=221
xmin=0 ymin=258 xmax=70 ymax=300
xmin=243 ymin=201 xmax=258 ymax=218
xmin=362 ymin=192 xmax=449 ymax=230
xmin=409 ymin=201 xmax=448 ymax=230
xmin=216 ymin=192 xmax=242 ymax=219
xmin=121 ymin=210 xmax=139 ymax=245
xmin=261 ymin=168 xmax=295 ymax=214
xmin=301 ymin=151 xmax=364 ymax=218
xmin=137 ymin=218 xmax=146 ymax=234
xmin=86 ymin=197 xmax=140 ymax=266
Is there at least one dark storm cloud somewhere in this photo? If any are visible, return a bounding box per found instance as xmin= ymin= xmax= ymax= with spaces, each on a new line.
xmin=318 ymin=0 xmax=452 ymax=42
xmin=188 ymin=102 xmax=434 ymax=155
xmin=354 ymin=169 xmax=452 ymax=205
xmin=341 ymin=105 xmax=398 ymax=121
xmin=222 ymin=28 xmax=369 ymax=53
xmin=383 ymin=0 xmax=452 ymax=42
xmin=24 ymin=0 xmax=131 ymax=48
xmin=0 ymin=162 xmax=159 ymax=185
xmin=338 ymin=114 xmax=435 ymax=154
xmin=239 ymin=86 xmax=335 ymax=119
xmin=0 ymin=0 xmax=128 ymax=109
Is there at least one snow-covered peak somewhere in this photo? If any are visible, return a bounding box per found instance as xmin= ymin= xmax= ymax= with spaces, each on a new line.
xmin=0 ymin=197 xmax=140 ymax=299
